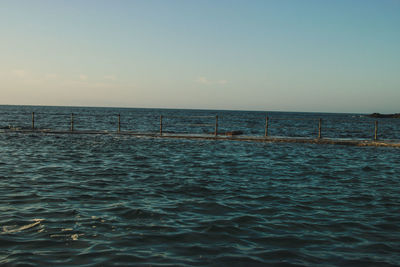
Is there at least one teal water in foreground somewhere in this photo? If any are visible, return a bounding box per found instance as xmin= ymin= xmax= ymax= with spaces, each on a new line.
xmin=1 ymin=106 xmax=400 ymax=266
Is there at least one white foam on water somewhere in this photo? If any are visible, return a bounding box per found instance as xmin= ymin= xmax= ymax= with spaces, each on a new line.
xmin=50 ymin=232 xmax=84 ymax=241
xmin=1 ymin=219 xmax=44 ymax=234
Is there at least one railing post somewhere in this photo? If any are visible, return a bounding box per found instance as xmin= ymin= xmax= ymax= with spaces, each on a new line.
xmin=374 ymin=120 xmax=378 ymax=141
xmin=215 ymin=115 xmax=218 ymax=136
xmin=265 ymin=116 xmax=269 ymax=137
xmin=32 ymin=112 xmax=35 ymax=129
xmin=70 ymin=113 xmax=74 ymax=132
xmin=118 ymin=114 xmax=121 ymax=133
xmin=318 ymin=118 xmax=322 ymax=139
xmin=160 ymin=115 xmax=163 ymax=135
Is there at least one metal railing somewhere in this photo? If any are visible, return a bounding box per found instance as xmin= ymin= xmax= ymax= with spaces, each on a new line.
xmin=0 ymin=111 xmax=398 ymax=141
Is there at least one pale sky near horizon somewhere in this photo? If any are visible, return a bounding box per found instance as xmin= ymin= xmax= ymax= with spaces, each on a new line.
xmin=1 ymin=0 xmax=399 ymax=113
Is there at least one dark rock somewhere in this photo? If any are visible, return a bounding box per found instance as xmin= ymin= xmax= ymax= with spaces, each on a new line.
xmin=368 ymin=113 xmax=400 ymax=118
xmin=225 ymin=130 xmax=243 ymax=136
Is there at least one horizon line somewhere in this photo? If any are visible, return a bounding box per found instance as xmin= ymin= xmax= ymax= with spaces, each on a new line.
xmin=0 ymin=103 xmax=371 ymax=115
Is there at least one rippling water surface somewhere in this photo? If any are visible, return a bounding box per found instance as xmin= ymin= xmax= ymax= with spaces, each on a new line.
xmin=1 ymin=106 xmax=400 ymax=266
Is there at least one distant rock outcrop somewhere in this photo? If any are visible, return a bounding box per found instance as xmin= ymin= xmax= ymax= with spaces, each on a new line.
xmin=368 ymin=113 xmax=400 ymax=118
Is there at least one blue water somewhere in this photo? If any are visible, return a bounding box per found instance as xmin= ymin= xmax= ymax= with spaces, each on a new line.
xmin=1 ymin=105 xmax=400 ymax=266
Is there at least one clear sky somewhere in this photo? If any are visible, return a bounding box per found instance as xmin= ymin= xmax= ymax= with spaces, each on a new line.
xmin=1 ymin=0 xmax=399 ymax=113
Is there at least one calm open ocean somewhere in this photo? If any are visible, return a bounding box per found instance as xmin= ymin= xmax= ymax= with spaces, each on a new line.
xmin=1 ymin=105 xmax=400 ymax=266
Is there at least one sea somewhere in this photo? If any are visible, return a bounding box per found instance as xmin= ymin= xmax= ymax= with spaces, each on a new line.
xmin=1 ymin=105 xmax=400 ymax=266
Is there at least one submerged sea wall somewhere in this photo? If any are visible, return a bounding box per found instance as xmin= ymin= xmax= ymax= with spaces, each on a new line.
xmin=2 ymin=128 xmax=400 ymax=148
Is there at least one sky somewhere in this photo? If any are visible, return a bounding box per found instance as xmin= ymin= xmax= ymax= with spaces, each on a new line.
xmin=0 ymin=0 xmax=399 ymax=113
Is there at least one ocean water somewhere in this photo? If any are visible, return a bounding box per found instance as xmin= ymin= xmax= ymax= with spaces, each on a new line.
xmin=1 ymin=105 xmax=400 ymax=266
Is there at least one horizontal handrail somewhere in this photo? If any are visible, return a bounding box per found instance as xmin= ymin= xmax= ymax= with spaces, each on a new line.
xmin=165 ymin=123 xmax=215 ymax=127
xmin=269 ymin=117 xmax=319 ymax=121
xmin=162 ymin=115 xmax=216 ymax=119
